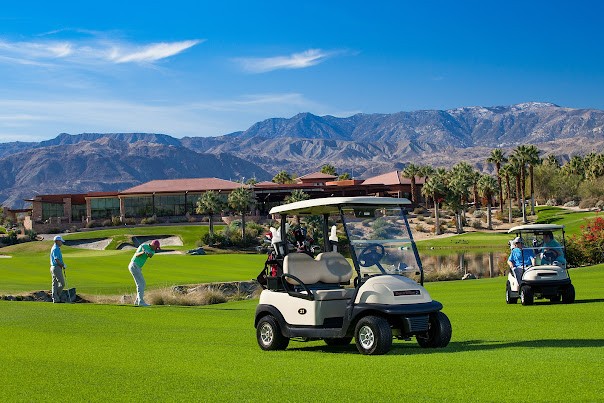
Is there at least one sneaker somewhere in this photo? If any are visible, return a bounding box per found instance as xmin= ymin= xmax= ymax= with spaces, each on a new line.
xmin=138 ymin=301 xmax=150 ymax=306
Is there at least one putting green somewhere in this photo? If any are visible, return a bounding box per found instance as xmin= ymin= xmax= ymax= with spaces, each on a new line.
xmin=0 ymin=265 xmax=602 ymax=401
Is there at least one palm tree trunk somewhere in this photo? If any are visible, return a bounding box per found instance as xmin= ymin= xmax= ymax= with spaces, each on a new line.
xmin=241 ymin=213 xmax=246 ymax=242
xmin=521 ymin=167 xmax=527 ymax=224
xmin=435 ymin=200 xmax=440 ymax=235
xmin=515 ymin=174 xmax=521 ymax=208
xmin=506 ymin=175 xmax=513 ymax=223
xmin=529 ymin=165 xmax=535 ymax=215
xmin=209 ymin=213 xmax=214 ymax=247
xmin=487 ymin=200 xmax=492 ymax=230
xmin=411 ymin=178 xmax=416 ymax=205
xmin=496 ymin=164 xmax=503 ymax=213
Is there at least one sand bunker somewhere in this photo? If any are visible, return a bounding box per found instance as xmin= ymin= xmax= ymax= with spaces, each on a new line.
xmin=64 ymin=238 xmax=112 ymax=250
xmin=64 ymin=235 xmax=182 ymax=251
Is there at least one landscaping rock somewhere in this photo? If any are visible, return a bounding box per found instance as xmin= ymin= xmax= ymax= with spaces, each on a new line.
xmin=120 ymin=295 xmax=133 ymax=304
xmin=172 ymin=285 xmax=187 ymax=294
xmin=5 ymin=295 xmax=16 ymax=301
xmin=186 ymin=247 xmax=206 ymax=255
xmin=32 ymin=291 xmax=52 ymax=302
xmin=462 ymin=273 xmax=477 ymax=280
xmin=61 ymin=288 xmax=77 ymax=303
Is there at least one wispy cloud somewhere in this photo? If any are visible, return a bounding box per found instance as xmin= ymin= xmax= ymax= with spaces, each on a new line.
xmin=0 ymin=36 xmax=203 ymax=66
xmin=235 ymin=49 xmax=337 ymax=73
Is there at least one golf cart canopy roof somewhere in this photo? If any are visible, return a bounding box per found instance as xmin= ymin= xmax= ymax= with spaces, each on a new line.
xmin=269 ymin=196 xmax=412 ymax=216
xmin=507 ymin=224 xmax=565 ymax=234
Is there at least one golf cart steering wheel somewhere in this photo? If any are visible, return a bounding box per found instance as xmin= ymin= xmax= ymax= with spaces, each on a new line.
xmin=358 ymin=244 xmax=386 ymax=269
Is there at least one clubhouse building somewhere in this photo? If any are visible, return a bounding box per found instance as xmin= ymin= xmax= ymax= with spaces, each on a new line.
xmin=20 ymin=171 xmax=425 ymax=232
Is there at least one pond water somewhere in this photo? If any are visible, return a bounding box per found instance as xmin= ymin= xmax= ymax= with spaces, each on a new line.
xmin=419 ymin=250 xmax=510 ymax=278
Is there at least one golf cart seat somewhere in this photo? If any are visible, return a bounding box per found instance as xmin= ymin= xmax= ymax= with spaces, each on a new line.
xmin=283 ymin=252 xmax=354 ymax=300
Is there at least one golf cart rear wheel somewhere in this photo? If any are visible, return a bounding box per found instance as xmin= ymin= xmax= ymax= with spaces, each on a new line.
xmin=257 ymin=315 xmax=289 ymax=351
xmin=506 ymin=281 xmax=518 ymax=304
xmin=324 ymin=337 xmax=353 ymax=346
xmin=562 ymin=284 xmax=575 ymax=304
xmin=417 ymin=311 xmax=452 ymax=348
xmin=354 ymin=316 xmax=392 ymax=355
xmin=521 ymin=286 xmax=534 ymax=306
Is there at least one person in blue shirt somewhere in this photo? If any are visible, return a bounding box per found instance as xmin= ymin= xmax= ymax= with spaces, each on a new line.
xmin=507 ymin=237 xmax=535 ymax=281
xmin=49 ymin=235 xmax=67 ymax=303
xmin=542 ymin=231 xmax=566 ymax=266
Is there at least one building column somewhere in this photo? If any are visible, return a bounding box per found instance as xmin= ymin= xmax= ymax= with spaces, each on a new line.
xmin=86 ymin=198 xmax=92 ymax=222
xmin=119 ymin=197 xmax=125 ymax=221
xmin=63 ymin=197 xmax=72 ymax=224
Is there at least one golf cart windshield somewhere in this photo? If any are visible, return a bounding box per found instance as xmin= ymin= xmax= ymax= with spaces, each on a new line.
xmin=508 ymin=225 xmax=567 ymax=268
xmin=342 ymin=205 xmax=421 ymax=279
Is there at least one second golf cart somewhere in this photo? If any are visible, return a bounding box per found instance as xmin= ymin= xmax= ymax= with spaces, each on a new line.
xmin=254 ymin=196 xmax=451 ymax=355
xmin=506 ymin=224 xmax=575 ymax=306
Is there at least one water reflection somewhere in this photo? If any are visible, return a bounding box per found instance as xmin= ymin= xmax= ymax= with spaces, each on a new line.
xmin=419 ymin=251 xmax=509 ymax=278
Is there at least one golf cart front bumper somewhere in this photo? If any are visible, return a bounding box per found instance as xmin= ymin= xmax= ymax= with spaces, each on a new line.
xmin=522 ymin=278 xmax=571 ymax=297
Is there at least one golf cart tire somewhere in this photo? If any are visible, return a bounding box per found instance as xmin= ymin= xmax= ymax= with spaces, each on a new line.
xmin=257 ymin=315 xmax=289 ymax=351
xmin=354 ymin=316 xmax=392 ymax=355
xmin=562 ymin=284 xmax=575 ymax=304
xmin=324 ymin=337 xmax=353 ymax=346
xmin=417 ymin=311 xmax=452 ymax=348
xmin=506 ymin=281 xmax=518 ymax=304
xmin=550 ymin=295 xmax=561 ymax=303
xmin=521 ymin=286 xmax=534 ymax=306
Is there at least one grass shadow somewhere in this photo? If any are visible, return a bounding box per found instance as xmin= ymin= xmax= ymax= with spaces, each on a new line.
xmin=289 ymin=338 xmax=604 ymax=355
xmin=574 ymin=298 xmax=604 ymax=304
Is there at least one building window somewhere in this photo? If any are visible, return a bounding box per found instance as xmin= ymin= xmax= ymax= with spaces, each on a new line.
xmin=90 ymin=198 xmax=120 ymax=219
xmin=42 ymin=203 xmax=63 ymax=220
xmin=155 ymin=195 xmax=186 ymax=217
xmin=124 ymin=197 xmax=153 ymax=218
xmin=71 ymin=204 xmax=87 ymax=221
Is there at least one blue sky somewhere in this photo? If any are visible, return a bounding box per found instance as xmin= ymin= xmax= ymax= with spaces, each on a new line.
xmin=1 ymin=0 xmax=603 ymax=142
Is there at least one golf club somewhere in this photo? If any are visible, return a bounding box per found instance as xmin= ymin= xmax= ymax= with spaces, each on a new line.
xmin=63 ymin=267 xmax=73 ymax=303
xmin=124 ymin=223 xmax=141 ymax=247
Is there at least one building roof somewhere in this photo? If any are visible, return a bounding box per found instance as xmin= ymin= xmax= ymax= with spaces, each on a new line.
xmin=270 ymin=196 xmax=411 ymax=215
xmin=296 ymin=172 xmax=338 ymax=181
xmin=362 ymin=170 xmax=425 ymax=186
xmin=26 ymin=193 xmax=88 ymax=205
xmin=120 ymin=178 xmax=243 ymax=195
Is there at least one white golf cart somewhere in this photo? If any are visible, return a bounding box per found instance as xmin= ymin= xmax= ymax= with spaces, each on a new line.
xmin=506 ymin=224 xmax=575 ymax=306
xmin=254 ymin=197 xmax=451 ymax=355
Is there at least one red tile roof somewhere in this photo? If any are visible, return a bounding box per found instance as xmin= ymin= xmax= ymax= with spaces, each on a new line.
xmin=296 ymin=172 xmax=338 ymax=181
xmin=120 ymin=178 xmax=243 ymax=194
xmin=362 ymin=171 xmax=425 ymax=186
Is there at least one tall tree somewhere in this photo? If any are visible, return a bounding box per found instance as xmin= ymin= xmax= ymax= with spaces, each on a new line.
xmin=545 ymin=154 xmax=561 ymax=169
xmin=499 ymin=164 xmax=515 ymax=223
xmin=228 ymin=187 xmax=256 ymax=241
xmin=419 ymin=165 xmax=435 ymax=208
xmin=421 ymin=176 xmax=446 ymax=235
xmin=272 ymin=171 xmax=293 ymax=184
xmin=478 ymin=175 xmax=499 ymax=230
xmin=245 ymin=177 xmax=259 ymax=185
xmin=320 ymin=164 xmax=337 ymax=176
xmin=486 ymin=148 xmax=508 ymax=213
xmin=470 ymin=170 xmax=481 ymax=207
xmin=401 ymin=163 xmax=422 ymax=205
xmin=526 ymin=145 xmax=542 ymax=215
xmin=510 ymin=145 xmax=530 ymax=223
xmin=285 ymin=189 xmax=310 ymax=224
xmin=196 ymin=191 xmax=224 ymax=247
xmin=338 ymin=172 xmax=351 ymax=181
xmin=449 ymin=161 xmax=474 ymax=222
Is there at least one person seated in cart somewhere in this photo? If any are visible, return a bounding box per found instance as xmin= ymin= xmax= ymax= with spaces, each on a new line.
xmin=507 ymin=237 xmax=536 ymax=280
xmin=542 ymin=231 xmax=566 ymax=266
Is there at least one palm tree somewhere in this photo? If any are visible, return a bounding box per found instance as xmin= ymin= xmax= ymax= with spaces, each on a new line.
xmin=444 ymin=175 xmax=468 ymax=234
xmin=470 ymin=170 xmax=481 ymax=207
xmin=338 ymin=172 xmax=351 ymax=181
xmin=477 ymin=175 xmax=499 ymax=230
xmin=486 ymin=149 xmax=507 ymax=213
xmin=320 ymin=164 xmax=337 ymax=176
xmin=228 ymin=187 xmax=256 ymax=242
xmin=561 ymin=155 xmax=584 ymax=178
xmin=196 ymin=191 xmax=224 ymax=247
xmin=499 ymin=164 xmax=515 ymax=223
xmin=510 ymin=145 xmax=530 ymax=223
xmin=421 ymin=176 xmax=446 ymax=235
xmin=544 ymin=154 xmax=561 ymax=169
xmin=272 ymin=171 xmax=293 ymax=184
xmin=245 ymin=177 xmax=259 ymax=185
xmin=285 ymin=189 xmax=310 ymax=224
xmin=401 ymin=163 xmax=422 ymax=205
xmin=526 ymin=145 xmax=542 ymax=215
xmin=449 ymin=161 xmax=474 ymax=222
xmin=419 ymin=165 xmax=435 ymax=208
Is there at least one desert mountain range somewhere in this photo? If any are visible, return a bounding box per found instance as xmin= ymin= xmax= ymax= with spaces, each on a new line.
xmin=1 ymin=102 xmax=603 ymax=208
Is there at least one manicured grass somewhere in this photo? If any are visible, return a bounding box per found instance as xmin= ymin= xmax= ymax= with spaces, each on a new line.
xmin=0 ymin=248 xmax=266 ymax=294
xmin=534 ymin=206 xmax=602 ymax=235
xmin=1 ymin=265 xmax=602 ymax=401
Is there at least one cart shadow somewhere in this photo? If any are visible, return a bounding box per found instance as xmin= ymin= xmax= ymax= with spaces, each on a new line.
xmin=289 ymin=338 xmax=604 ymax=355
xmin=574 ymin=298 xmax=604 ymax=304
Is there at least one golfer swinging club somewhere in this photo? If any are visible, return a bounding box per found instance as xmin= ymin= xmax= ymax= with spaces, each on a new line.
xmin=49 ymin=235 xmax=67 ymax=303
xmin=128 ymin=239 xmax=160 ymax=306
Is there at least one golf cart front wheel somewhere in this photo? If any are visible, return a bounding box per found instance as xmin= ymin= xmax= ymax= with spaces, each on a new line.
xmin=506 ymin=281 xmax=518 ymax=304
xmin=257 ymin=315 xmax=289 ymax=351
xmin=562 ymin=284 xmax=575 ymax=304
xmin=521 ymin=286 xmax=534 ymax=306
xmin=354 ymin=316 xmax=392 ymax=355
xmin=324 ymin=337 xmax=353 ymax=346
xmin=417 ymin=311 xmax=452 ymax=348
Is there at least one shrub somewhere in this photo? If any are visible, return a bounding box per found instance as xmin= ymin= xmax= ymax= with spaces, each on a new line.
xmin=566 ymin=216 xmax=604 ymax=266
xmin=111 ymin=216 xmax=122 ymax=226
xmin=201 ymin=232 xmax=223 ymax=246
xmin=472 ymin=209 xmax=485 ymax=218
xmin=85 ymin=222 xmax=98 ymax=229
xmin=147 ymin=287 xmax=227 ymax=306
xmin=48 ymin=227 xmax=62 ymax=233
xmin=3 ymin=231 xmax=19 ymax=245
xmin=579 ymin=198 xmax=598 ymax=209
xmin=201 ymin=216 xmax=210 ymax=222
xmin=564 ymin=200 xmax=577 ymax=207
xmin=414 ymin=223 xmax=425 ymax=232
xmin=141 ymin=217 xmax=156 ymax=225
xmin=417 ymin=215 xmax=425 ymax=221
xmin=546 ymin=198 xmax=558 ymax=206
xmin=426 ymin=218 xmax=434 ymax=225
xmin=124 ymin=218 xmax=136 ymax=225
xmin=424 ymin=264 xmax=462 ymax=282
xmin=102 ymin=219 xmax=112 ymax=227
xmin=431 ymin=224 xmax=447 ymax=234
xmin=24 ymin=229 xmax=38 ymax=241
xmin=169 ymin=217 xmax=188 ymax=223
xmin=413 ymin=207 xmax=426 ymax=215
xmin=472 ymin=220 xmax=483 ymax=229
xmin=597 ymin=200 xmax=604 ymax=210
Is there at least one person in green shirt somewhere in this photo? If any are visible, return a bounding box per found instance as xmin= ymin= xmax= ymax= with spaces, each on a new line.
xmin=128 ymin=239 xmax=160 ymax=306
xmin=542 ymin=231 xmax=566 ymax=266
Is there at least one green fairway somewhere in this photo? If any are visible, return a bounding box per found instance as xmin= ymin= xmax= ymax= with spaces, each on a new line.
xmin=1 ymin=264 xmax=602 ymax=401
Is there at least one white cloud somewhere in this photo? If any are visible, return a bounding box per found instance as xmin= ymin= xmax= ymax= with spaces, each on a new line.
xmin=235 ymin=49 xmax=335 ymax=73
xmin=0 ymin=36 xmax=203 ymax=66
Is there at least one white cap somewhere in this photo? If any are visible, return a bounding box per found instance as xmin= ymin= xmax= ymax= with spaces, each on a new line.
xmin=512 ymin=237 xmax=523 ymax=244
xmin=53 ymin=236 xmax=65 ymax=242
